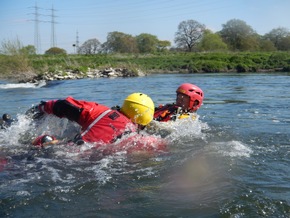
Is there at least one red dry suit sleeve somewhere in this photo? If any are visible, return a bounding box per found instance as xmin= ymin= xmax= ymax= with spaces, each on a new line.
xmin=39 ymin=97 xmax=83 ymax=122
xmin=39 ymin=100 xmax=57 ymax=114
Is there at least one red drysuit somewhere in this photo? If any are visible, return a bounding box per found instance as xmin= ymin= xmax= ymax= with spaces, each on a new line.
xmin=39 ymin=96 xmax=137 ymax=144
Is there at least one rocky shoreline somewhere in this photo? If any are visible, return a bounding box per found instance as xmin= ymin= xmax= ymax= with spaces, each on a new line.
xmin=2 ymin=67 xmax=287 ymax=84
xmin=9 ymin=68 xmax=147 ymax=83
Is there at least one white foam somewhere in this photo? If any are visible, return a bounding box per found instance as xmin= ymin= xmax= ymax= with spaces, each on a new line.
xmin=0 ymin=114 xmax=33 ymax=145
xmin=0 ymin=110 xmax=253 ymax=188
xmin=16 ymin=190 xmax=31 ymax=196
xmin=0 ymin=113 xmax=80 ymax=148
xmin=85 ymin=157 xmax=114 ymax=184
xmin=148 ymin=115 xmax=207 ymax=141
xmin=209 ymin=140 xmax=253 ymax=158
xmin=0 ymin=80 xmax=46 ymax=89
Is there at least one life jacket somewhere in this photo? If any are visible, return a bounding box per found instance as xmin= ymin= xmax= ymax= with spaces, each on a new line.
xmin=153 ymin=104 xmax=181 ymax=122
xmin=154 ymin=104 xmax=195 ymax=122
xmin=41 ymin=97 xmax=137 ymax=144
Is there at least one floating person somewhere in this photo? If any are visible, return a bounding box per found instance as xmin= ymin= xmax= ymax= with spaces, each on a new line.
xmin=145 ymin=83 xmax=204 ymax=137
xmin=153 ymin=83 xmax=204 ymax=122
xmin=29 ymin=93 xmax=155 ymax=145
xmin=0 ymin=113 xmax=15 ymax=129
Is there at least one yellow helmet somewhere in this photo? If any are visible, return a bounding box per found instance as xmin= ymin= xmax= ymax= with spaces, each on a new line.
xmin=120 ymin=93 xmax=155 ymax=126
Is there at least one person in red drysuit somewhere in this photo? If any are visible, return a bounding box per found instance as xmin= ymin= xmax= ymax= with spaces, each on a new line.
xmin=30 ymin=93 xmax=155 ymax=145
xmin=153 ymin=83 xmax=204 ymax=122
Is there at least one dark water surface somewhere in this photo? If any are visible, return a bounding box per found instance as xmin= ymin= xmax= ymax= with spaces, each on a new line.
xmin=0 ymin=73 xmax=290 ymax=217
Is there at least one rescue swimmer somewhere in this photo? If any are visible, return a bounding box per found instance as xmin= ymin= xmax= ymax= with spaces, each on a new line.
xmin=30 ymin=93 xmax=156 ymax=147
xmin=154 ymin=83 xmax=204 ymax=122
xmin=0 ymin=113 xmax=14 ymax=129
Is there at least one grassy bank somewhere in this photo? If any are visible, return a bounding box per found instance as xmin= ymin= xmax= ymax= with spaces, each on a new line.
xmin=1 ymin=52 xmax=290 ymax=79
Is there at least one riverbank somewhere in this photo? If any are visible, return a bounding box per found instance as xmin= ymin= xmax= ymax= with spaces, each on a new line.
xmin=1 ymin=52 xmax=290 ymax=82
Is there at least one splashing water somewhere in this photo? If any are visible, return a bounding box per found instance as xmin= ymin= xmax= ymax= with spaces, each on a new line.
xmin=1 ymin=73 xmax=289 ymax=217
xmin=0 ymin=109 xmax=255 ymax=218
xmin=0 ymin=81 xmax=46 ymax=89
xmin=0 ymin=114 xmax=80 ymax=147
xmin=208 ymin=140 xmax=253 ymax=158
xmin=0 ymin=114 xmax=32 ymax=146
xmin=0 ymin=112 xmax=251 ymax=163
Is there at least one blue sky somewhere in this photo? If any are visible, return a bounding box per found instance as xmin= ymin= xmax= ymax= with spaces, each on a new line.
xmin=1 ymin=0 xmax=289 ymax=54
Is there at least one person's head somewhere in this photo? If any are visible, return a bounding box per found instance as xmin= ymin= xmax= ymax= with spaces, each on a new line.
xmin=2 ymin=114 xmax=11 ymax=121
xmin=176 ymin=83 xmax=204 ymax=112
xmin=120 ymin=93 xmax=155 ymax=126
xmin=32 ymin=135 xmax=58 ymax=147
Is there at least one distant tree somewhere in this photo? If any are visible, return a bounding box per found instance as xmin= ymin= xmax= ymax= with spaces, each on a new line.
xmin=45 ymin=47 xmax=67 ymax=55
xmin=20 ymin=45 xmax=36 ymax=55
xmin=198 ymin=30 xmax=228 ymax=51
xmin=258 ymin=39 xmax=277 ymax=51
xmin=279 ymin=36 xmax=290 ymax=51
xmin=136 ymin=33 xmax=159 ymax=53
xmin=156 ymin=40 xmax=171 ymax=52
xmin=264 ymin=27 xmax=290 ymax=50
xmin=103 ymin=31 xmax=138 ymax=53
xmin=240 ymin=34 xmax=260 ymax=51
xmin=219 ymin=19 xmax=258 ymax=51
xmin=169 ymin=47 xmax=184 ymax=52
xmin=174 ymin=20 xmax=206 ymax=52
xmin=78 ymin=38 xmax=101 ymax=54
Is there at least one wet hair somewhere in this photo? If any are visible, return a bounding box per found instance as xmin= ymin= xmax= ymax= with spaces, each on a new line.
xmin=41 ymin=135 xmax=54 ymax=144
xmin=2 ymin=114 xmax=11 ymax=121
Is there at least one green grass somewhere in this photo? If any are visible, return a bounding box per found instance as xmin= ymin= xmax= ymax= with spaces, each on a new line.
xmin=1 ymin=52 xmax=290 ymax=78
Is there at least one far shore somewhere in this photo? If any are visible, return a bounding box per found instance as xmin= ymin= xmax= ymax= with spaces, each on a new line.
xmin=0 ymin=67 xmax=288 ymax=84
xmin=1 ymin=52 xmax=290 ymax=83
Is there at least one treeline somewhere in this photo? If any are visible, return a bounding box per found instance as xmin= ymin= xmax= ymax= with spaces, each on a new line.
xmin=3 ymin=18 xmax=290 ymax=56
xmin=58 ymin=19 xmax=290 ymax=54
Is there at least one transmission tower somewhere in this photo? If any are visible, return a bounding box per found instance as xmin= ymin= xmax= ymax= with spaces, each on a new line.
xmin=74 ymin=30 xmax=80 ymax=54
xmin=33 ymin=3 xmax=41 ymax=54
xmin=49 ymin=5 xmax=58 ymax=47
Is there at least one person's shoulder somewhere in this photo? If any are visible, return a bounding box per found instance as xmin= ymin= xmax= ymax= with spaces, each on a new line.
xmin=111 ymin=105 xmax=121 ymax=111
xmin=155 ymin=103 xmax=175 ymax=110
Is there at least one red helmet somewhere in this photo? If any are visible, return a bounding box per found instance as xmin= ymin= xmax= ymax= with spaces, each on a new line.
xmin=176 ymin=83 xmax=204 ymax=112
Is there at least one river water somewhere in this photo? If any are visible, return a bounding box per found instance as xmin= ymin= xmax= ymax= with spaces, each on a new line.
xmin=0 ymin=73 xmax=289 ymax=217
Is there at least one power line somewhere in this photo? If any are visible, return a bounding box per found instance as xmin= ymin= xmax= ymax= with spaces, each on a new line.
xmin=29 ymin=3 xmax=44 ymax=54
xmin=48 ymin=5 xmax=58 ymax=48
xmin=28 ymin=4 xmax=60 ymax=53
xmin=28 ymin=3 xmax=51 ymax=54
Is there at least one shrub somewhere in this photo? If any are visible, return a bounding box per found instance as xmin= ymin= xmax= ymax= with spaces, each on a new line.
xmin=0 ymin=38 xmax=31 ymax=75
xmin=45 ymin=47 xmax=67 ymax=55
xmin=236 ymin=64 xmax=249 ymax=72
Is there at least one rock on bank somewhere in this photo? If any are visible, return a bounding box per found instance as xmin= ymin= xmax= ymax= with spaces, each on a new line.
xmin=17 ymin=68 xmax=147 ymax=83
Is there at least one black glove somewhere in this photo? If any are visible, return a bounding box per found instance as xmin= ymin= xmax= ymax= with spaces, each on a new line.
xmin=25 ymin=101 xmax=46 ymax=120
xmin=67 ymin=133 xmax=84 ymax=146
xmin=73 ymin=133 xmax=84 ymax=145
